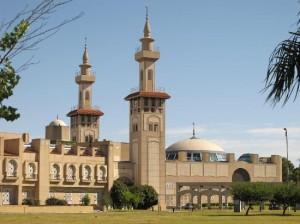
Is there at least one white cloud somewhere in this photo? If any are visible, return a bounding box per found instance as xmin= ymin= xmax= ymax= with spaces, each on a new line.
xmin=212 ymin=138 xmax=300 ymax=166
xmin=246 ymin=127 xmax=300 ymax=138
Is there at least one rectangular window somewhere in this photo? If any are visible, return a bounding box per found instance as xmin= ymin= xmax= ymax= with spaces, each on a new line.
xmin=193 ymin=153 xmax=201 ymax=161
xmin=64 ymin=193 xmax=72 ymax=205
xmin=81 ymin=116 xmax=85 ymax=123
xmin=132 ymin=124 xmax=138 ymax=132
xmin=93 ymin=193 xmax=98 ymax=205
xmin=187 ymin=153 xmax=192 ymax=161
xmin=149 ymin=124 xmax=153 ymax=131
xmin=159 ymin=99 xmax=163 ymax=107
xmin=148 ymin=69 xmax=153 ymax=80
xmin=151 ymin=98 xmax=155 ymax=106
xmin=154 ymin=124 xmax=159 ymax=132
xmin=144 ymin=98 xmax=148 ymax=106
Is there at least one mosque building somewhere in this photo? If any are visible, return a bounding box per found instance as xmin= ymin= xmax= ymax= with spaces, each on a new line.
xmin=0 ymin=14 xmax=282 ymax=209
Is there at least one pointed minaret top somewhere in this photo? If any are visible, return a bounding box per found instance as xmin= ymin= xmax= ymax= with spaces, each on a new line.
xmin=82 ymin=37 xmax=89 ymax=64
xmin=143 ymin=6 xmax=151 ymax=38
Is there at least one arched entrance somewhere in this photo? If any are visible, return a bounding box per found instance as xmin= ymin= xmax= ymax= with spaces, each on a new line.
xmin=232 ymin=168 xmax=250 ymax=182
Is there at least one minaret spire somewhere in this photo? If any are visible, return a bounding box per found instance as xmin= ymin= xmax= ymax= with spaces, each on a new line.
xmin=143 ymin=6 xmax=151 ymax=38
xmin=67 ymin=41 xmax=104 ymax=143
xmin=83 ymin=37 xmax=89 ymax=64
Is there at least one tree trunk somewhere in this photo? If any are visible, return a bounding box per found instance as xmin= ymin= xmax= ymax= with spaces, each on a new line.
xmin=283 ymin=205 xmax=288 ymax=216
xmin=245 ymin=205 xmax=252 ymax=216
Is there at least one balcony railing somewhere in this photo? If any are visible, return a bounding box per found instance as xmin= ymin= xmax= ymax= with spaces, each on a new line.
xmin=50 ymin=174 xmax=61 ymax=182
xmin=130 ymin=87 xmax=166 ymax=93
xmin=5 ymin=172 xmax=18 ymax=180
xmin=65 ymin=176 xmax=76 ymax=182
xmin=24 ymin=174 xmax=38 ymax=181
xmin=135 ymin=46 xmax=160 ymax=53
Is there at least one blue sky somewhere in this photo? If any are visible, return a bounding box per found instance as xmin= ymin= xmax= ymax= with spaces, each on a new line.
xmin=1 ymin=0 xmax=300 ymax=164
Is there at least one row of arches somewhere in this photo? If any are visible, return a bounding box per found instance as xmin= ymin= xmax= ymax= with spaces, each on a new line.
xmin=174 ymin=168 xmax=251 ymax=208
xmin=50 ymin=163 xmax=107 ymax=182
xmin=5 ymin=160 xmax=37 ymax=179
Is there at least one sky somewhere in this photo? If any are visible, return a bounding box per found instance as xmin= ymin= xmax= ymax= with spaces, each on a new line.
xmin=1 ymin=0 xmax=300 ymax=165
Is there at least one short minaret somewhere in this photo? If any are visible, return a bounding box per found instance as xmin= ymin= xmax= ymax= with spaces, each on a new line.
xmin=125 ymin=11 xmax=170 ymax=208
xmin=67 ymin=44 xmax=104 ymax=143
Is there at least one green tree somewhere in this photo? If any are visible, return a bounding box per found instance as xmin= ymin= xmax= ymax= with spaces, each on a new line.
xmin=138 ymin=185 xmax=158 ymax=209
xmin=129 ymin=185 xmax=143 ymax=209
xmin=0 ymin=0 xmax=82 ymax=121
xmin=231 ymin=182 xmax=272 ymax=216
xmin=0 ymin=21 xmax=28 ymax=121
xmin=110 ymin=180 xmax=129 ymax=209
xmin=264 ymin=9 xmax=300 ymax=105
xmin=282 ymin=158 xmax=295 ymax=183
xmin=272 ymin=184 xmax=300 ymax=215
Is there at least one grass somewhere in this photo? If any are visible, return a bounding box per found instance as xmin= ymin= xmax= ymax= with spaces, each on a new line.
xmin=1 ymin=209 xmax=300 ymax=224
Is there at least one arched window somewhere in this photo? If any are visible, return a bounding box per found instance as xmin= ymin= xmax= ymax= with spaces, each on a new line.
xmin=28 ymin=163 xmax=36 ymax=178
xmin=232 ymin=168 xmax=250 ymax=182
xmin=83 ymin=165 xmax=91 ymax=180
xmin=51 ymin=164 xmax=60 ymax=180
xmin=7 ymin=160 xmax=17 ymax=177
xmin=148 ymin=69 xmax=153 ymax=80
xmin=140 ymin=70 xmax=143 ymax=82
xmin=80 ymin=91 xmax=83 ymax=102
xmin=67 ymin=165 xmax=76 ymax=180
xmin=85 ymin=91 xmax=90 ymax=100
xmin=98 ymin=166 xmax=107 ymax=181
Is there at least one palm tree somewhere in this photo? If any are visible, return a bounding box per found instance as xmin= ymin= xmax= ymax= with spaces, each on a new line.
xmin=264 ymin=22 xmax=300 ymax=106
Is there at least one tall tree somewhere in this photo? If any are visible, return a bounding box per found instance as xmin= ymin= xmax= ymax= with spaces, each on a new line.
xmin=273 ymin=184 xmax=300 ymax=215
xmin=264 ymin=8 xmax=300 ymax=106
xmin=231 ymin=182 xmax=272 ymax=215
xmin=0 ymin=0 xmax=82 ymax=121
xmin=282 ymin=158 xmax=295 ymax=183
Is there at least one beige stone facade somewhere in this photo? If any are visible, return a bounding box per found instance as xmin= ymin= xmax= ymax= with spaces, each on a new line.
xmin=0 ymin=16 xmax=281 ymax=209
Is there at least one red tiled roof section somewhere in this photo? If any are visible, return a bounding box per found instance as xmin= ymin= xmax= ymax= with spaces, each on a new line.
xmin=67 ymin=108 xmax=104 ymax=117
xmin=125 ymin=91 xmax=171 ymax=101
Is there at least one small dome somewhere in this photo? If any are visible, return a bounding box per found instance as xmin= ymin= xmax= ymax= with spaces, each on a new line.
xmin=166 ymin=137 xmax=224 ymax=153
xmin=48 ymin=119 xmax=67 ymax=127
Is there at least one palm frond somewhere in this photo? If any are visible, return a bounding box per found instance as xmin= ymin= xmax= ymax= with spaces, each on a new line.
xmin=264 ymin=32 xmax=300 ymax=106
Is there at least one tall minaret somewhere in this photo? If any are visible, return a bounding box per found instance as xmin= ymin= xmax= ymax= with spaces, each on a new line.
xmin=125 ymin=10 xmax=170 ymax=208
xmin=67 ymin=43 xmax=104 ymax=143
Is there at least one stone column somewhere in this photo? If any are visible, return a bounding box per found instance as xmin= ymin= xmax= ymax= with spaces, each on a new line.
xmin=208 ymin=195 xmax=211 ymax=209
xmin=32 ymin=139 xmax=50 ymax=205
xmin=271 ymin=155 xmax=282 ymax=182
xmin=107 ymin=142 xmax=114 ymax=190
xmin=17 ymin=185 xmax=22 ymax=205
xmin=202 ymin=152 xmax=209 ymax=162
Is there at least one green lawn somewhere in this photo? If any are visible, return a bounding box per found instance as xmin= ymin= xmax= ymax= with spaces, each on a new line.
xmin=1 ymin=210 xmax=300 ymax=224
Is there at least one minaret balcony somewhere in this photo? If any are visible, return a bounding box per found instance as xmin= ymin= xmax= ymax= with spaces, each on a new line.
xmin=75 ymin=74 xmax=95 ymax=84
xmin=135 ymin=50 xmax=160 ymax=62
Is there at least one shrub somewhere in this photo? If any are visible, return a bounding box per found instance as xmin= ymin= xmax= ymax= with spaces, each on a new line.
xmin=22 ymin=198 xmax=39 ymax=206
xmin=110 ymin=180 xmax=129 ymax=209
xmin=137 ymin=185 xmax=158 ymax=209
xmin=110 ymin=181 xmax=158 ymax=210
xmin=81 ymin=194 xmax=90 ymax=206
xmin=45 ymin=197 xmax=67 ymax=206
